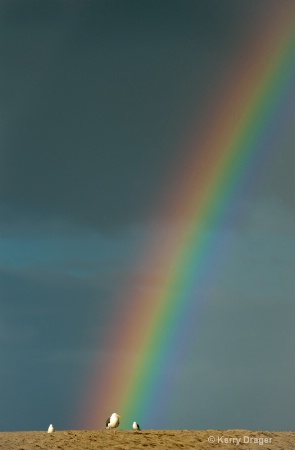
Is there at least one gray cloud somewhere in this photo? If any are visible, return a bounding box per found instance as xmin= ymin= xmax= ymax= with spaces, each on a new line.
xmin=0 ymin=0 xmax=270 ymax=232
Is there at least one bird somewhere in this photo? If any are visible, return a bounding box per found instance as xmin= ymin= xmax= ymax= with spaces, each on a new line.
xmin=132 ymin=421 xmax=141 ymax=431
xmin=105 ymin=412 xmax=121 ymax=430
xmin=47 ymin=424 xmax=55 ymax=433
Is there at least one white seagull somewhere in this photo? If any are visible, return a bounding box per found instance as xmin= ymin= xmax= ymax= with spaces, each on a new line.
xmin=47 ymin=424 xmax=55 ymax=433
xmin=132 ymin=421 xmax=141 ymax=431
xmin=105 ymin=412 xmax=121 ymax=430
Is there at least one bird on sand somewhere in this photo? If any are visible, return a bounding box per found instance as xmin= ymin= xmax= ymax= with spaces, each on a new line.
xmin=47 ymin=424 xmax=55 ymax=433
xmin=132 ymin=421 xmax=141 ymax=431
xmin=106 ymin=412 xmax=121 ymax=430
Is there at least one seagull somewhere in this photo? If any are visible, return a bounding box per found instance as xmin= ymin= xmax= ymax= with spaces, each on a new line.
xmin=47 ymin=424 xmax=55 ymax=433
xmin=106 ymin=412 xmax=121 ymax=430
xmin=133 ymin=421 xmax=141 ymax=431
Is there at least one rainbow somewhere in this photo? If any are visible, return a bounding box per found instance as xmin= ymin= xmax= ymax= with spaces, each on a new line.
xmin=81 ymin=4 xmax=295 ymax=429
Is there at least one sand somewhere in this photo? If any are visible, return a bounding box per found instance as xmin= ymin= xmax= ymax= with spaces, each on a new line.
xmin=0 ymin=429 xmax=293 ymax=449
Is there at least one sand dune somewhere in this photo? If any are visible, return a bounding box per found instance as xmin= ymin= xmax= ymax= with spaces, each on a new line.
xmin=0 ymin=429 xmax=293 ymax=449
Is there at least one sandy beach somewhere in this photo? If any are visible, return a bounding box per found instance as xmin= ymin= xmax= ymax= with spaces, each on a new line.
xmin=0 ymin=429 xmax=293 ymax=449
